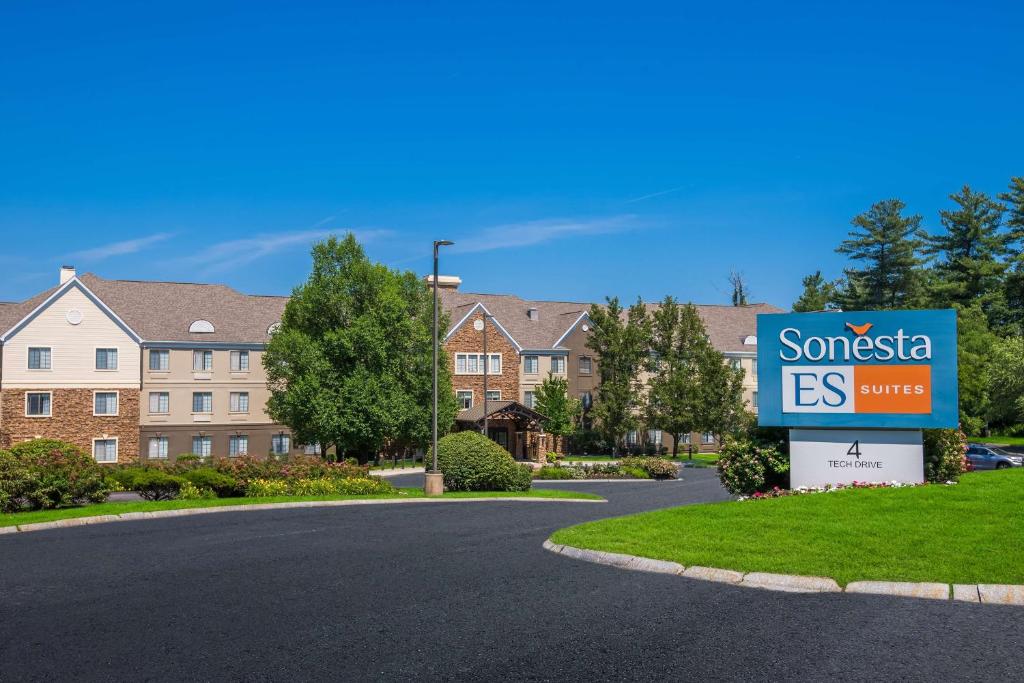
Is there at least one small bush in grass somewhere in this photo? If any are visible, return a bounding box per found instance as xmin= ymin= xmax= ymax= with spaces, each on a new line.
xmin=0 ymin=439 xmax=109 ymax=512
xmin=717 ymin=437 xmax=790 ymax=496
xmin=332 ymin=477 xmax=394 ymax=495
xmin=619 ymin=457 xmax=678 ymax=480
xmin=923 ymin=428 xmax=968 ymax=482
xmin=178 ymin=481 xmax=217 ymax=500
xmin=290 ymin=478 xmax=338 ymax=496
xmin=114 ymin=468 xmax=184 ymax=501
xmin=429 ymin=431 xmax=532 ymax=492
xmin=180 ymin=468 xmax=240 ymax=497
xmin=534 ymin=465 xmax=580 ymax=480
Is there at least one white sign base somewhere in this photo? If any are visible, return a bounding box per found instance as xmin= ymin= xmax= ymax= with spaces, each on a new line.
xmin=789 ymin=429 xmax=924 ymax=489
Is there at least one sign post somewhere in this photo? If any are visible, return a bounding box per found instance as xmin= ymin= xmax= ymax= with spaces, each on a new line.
xmin=757 ymin=310 xmax=958 ymax=488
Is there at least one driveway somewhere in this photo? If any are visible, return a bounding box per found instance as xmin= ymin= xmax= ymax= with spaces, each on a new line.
xmin=0 ymin=469 xmax=1020 ymax=681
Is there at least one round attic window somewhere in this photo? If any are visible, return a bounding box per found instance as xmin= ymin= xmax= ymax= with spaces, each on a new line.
xmin=581 ymin=324 xmax=589 ymax=332
xmin=743 ymin=335 xmax=757 ymax=346
xmin=267 ymin=322 xmax=281 ymax=335
xmin=473 ymin=319 xmax=485 ymax=331
xmin=65 ymin=309 xmax=83 ymax=325
xmin=189 ymin=320 xmax=215 ymax=334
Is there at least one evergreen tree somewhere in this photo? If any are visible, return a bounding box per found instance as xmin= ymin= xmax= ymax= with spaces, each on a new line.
xmin=533 ymin=374 xmax=582 ymax=449
xmin=955 ymin=303 xmax=997 ymax=435
xmin=792 ymin=271 xmax=837 ymax=312
xmin=926 ymin=185 xmax=1008 ymax=321
xmin=986 ymin=335 xmax=1024 ymax=429
xmin=835 ymin=199 xmax=925 ymax=310
xmin=999 ymin=177 xmax=1024 ymax=334
xmin=263 ymin=234 xmax=458 ymax=462
xmin=586 ymin=297 xmax=650 ymax=455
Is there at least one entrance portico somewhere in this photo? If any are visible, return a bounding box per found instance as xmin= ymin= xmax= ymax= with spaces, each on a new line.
xmin=454 ymin=400 xmax=550 ymax=462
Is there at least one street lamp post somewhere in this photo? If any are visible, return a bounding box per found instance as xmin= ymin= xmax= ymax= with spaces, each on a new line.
xmin=427 ymin=239 xmax=453 ymax=497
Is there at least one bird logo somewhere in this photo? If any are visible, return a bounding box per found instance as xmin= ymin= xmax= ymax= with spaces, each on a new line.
xmin=845 ymin=322 xmax=873 ymax=336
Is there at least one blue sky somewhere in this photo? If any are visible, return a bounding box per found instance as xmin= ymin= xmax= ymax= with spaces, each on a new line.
xmin=1 ymin=1 xmax=1022 ymax=307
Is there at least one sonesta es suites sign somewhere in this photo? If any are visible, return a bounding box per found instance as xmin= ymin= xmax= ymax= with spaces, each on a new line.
xmin=757 ymin=309 xmax=958 ymax=429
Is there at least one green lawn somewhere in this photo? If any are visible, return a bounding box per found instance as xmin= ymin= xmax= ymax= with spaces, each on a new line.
xmin=968 ymin=434 xmax=1024 ymax=446
xmin=551 ymin=469 xmax=1024 ymax=586
xmin=1 ymin=487 xmax=602 ymax=528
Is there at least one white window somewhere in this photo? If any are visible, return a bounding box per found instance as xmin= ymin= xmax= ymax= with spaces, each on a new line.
xmin=485 ymin=390 xmax=501 ymax=402
xmin=230 ymin=350 xmax=249 ymax=372
xmin=192 ymin=392 xmax=213 ymax=413
xmin=93 ymin=438 xmax=118 ymax=463
xmin=524 ymin=355 xmax=539 ymax=374
xmin=95 ymin=348 xmax=118 ymax=370
xmin=682 ymin=433 xmax=692 ymax=445
xmin=148 ymin=437 xmax=168 ymax=459
xmin=229 ymin=435 xmax=249 ymax=456
xmin=551 ymin=356 xmax=566 ymax=373
xmin=524 ymin=391 xmax=536 ymax=409
xmin=25 ymin=392 xmax=52 ymax=417
xmin=648 ymin=429 xmax=662 ymax=446
xmin=304 ymin=443 xmax=322 ymax=455
xmin=626 ymin=430 xmax=639 ymax=446
xmin=579 ymin=356 xmax=592 ymax=374
xmin=149 ymin=392 xmax=169 ymax=414
xmin=751 ymin=358 xmax=758 ymax=377
xmin=149 ymin=349 xmax=170 ymax=371
xmin=28 ymin=347 xmax=51 ymax=370
xmin=193 ymin=350 xmax=213 ymax=371
xmin=729 ymin=358 xmax=741 ymax=371
xmin=702 ymin=432 xmax=715 ymax=445
xmin=94 ymin=392 xmax=118 ymax=416
xmin=271 ymin=433 xmax=291 ymax=455
xmin=230 ymin=392 xmax=250 ymax=413
xmin=752 ymin=391 xmax=759 ymax=408
xmin=454 ymin=353 xmax=501 ymax=375
xmin=192 ymin=435 xmax=212 ymax=457
xmin=457 ymin=390 xmax=473 ymax=409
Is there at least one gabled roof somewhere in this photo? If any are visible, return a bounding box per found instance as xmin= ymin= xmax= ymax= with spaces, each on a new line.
xmin=0 ymin=278 xmax=141 ymax=343
xmin=440 ymin=290 xmax=591 ymax=350
xmin=78 ymin=274 xmax=287 ymax=343
xmin=455 ymin=399 xmax=548 ymax=424
xmin=646 ymin=302 xmax=785 ymax=354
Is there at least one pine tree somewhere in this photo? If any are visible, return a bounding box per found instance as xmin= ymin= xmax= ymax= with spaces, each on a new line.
xmin=926 ymin=185 xmax=1008 ymax=320
xmin=792 ymin=271 xmax=837 ymax=312
xmin=835 ymin=199 xmax=925 ymax=310
xmin=999 ymin=177 xmax=1024 ymax=334
xmin=585 ymin=297 xmax=650 ymax=455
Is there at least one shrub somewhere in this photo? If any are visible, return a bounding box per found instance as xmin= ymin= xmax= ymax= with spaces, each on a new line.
xmin=0 ymin=439 xmax=109 ymax=512
xmin=923 ymin=428 xmax=968 ymax=483
xmin=717 ymin=437 xmax=790 ymax=496
xmin=429 ymin=431 xmax=532 ymax=492
xmin=332 ymin=477 xmax=394 ymax=495
xmin=245 ymin=478 xmax=290 ymax=497
xmin=180 ymin=468 xmax=240 ymax=497
xmin=113 ymin=468 xmax=184 ymax=501
xmin=174 ymin=453 xmax=204 ymax=468
xmin=178 ymin=481 xmax=217 ymax=500
xmin=619 ymin=466 xmax=650 ymax=479
xmin=533 ymin=465 xmax=578 ymax=480
xmin=290 ymin=478 xmax=338 ymax=496
xmin=619 ymin=457 xmax=678 ymax=480
xmin=545 ymin=452 xmax=561 ymax=464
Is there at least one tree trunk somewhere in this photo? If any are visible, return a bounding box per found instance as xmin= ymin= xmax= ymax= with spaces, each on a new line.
xmin=672 ymin=435 xmax=679 ymax=459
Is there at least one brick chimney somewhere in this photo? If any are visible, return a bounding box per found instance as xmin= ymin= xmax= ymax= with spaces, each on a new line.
xmin=60 ymin=265 xmax=76 ymax=285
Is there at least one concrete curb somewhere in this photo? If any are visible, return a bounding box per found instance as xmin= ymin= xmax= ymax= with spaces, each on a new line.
xmin=0 ymin=496 xmax=606 ymax=536
xmin=544 ymin=540 xmax=1024 ymax=606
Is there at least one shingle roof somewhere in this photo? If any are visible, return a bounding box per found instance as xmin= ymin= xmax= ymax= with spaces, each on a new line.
xmin=78 ymin=274 xmax=288 ymax=343
xmin=0 ymin=286 xmax=61 ymax=339
xmin=440 ymin=290 xmax=590 ymax=350
xmin=441 ymin=288 xmax=783 ymax=355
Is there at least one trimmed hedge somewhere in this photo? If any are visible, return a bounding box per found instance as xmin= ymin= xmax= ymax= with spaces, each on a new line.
xmin=429 ymin=431 xmax=532 ymax=492
xmin=0 ymin=439 xmax=109 ymax=512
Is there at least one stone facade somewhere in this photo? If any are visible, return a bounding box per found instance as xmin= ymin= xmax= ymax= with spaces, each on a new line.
xmin=0 ymin=388 xmax=140 ymax=463
xmin=445 ymin=311 xmax=520 ymax=407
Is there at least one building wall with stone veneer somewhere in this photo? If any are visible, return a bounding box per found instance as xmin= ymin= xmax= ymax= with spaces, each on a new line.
xmin=0 ymin=388 xmax=140 ymax=463
xmin=445 ymin=311 xmax=520 ymax=409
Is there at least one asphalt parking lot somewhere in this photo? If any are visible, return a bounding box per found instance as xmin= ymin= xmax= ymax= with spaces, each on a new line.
xmin=1 ymin=469 xmax=1021 ymax=681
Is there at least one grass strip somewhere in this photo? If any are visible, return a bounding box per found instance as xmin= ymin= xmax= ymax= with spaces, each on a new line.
xmin=551 ymin=469 xmax=1024 ymax=587
xmin=1 ymin=487 xmax=603 ymax=528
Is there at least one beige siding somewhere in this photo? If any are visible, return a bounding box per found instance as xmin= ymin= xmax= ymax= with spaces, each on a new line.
xmin=1 ymin=287 xmax=140 ymax=389
xmin=519 ymin=353 xmax=568 ymax=400
xmin=724 ymin=353 xmax=759 ymax=412
xmin=140 ymin=348 xmax=273 ymax=426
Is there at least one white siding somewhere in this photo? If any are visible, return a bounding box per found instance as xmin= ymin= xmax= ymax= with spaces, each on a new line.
xmin=1 ymin=286 xmax=140 ymax=389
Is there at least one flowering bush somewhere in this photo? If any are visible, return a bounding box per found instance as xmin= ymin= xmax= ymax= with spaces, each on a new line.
xmin=533 ymin=462 xmax=654 ymax=480
xmin=923 ymin=428 xmax=968 ymax=483
xmin=0 ymin=439 xmax=109 ymax=512
xmin=619 ymin=457 xmax=679 ymax=480
xmin=738 ymin=479 xmax=943 ymax=501
xmin=245 ymin=478 xmax=291 ymax=497
xmin=717 ymin=437 xmax=789 ymax=496
xmin=210 ymin=455 xmax=367 ymax=487
xmin=178 ymin=481 xmax=217 ymax=500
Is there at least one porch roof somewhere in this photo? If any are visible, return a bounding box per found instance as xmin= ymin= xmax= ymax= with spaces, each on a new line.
xmin=455 ymin=400 xmax=548 ymax=426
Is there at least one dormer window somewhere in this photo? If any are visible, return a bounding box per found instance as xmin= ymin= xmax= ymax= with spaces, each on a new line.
xmin=743 ymin=335 xmax=757 ymax=345
xmin=527 ymin=308 xmax=539 ymax=321
xmin=189 ymin=320 xmax=215 ymax=334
